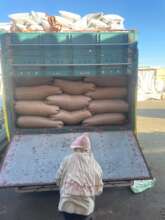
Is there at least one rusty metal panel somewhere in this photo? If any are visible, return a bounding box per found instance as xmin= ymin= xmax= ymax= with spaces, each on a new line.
xmin=0 ymin=131 xmax=151 ymax=188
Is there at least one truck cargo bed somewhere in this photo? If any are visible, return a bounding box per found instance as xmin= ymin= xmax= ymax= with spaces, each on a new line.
xmin=0 ymin=32 xmax=151 ymax=190
xmin=0 ymin=131 xmax=151 ymax=188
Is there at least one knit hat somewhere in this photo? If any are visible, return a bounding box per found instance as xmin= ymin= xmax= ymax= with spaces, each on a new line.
xmin=70 ymin=133 xmax=91 ymax=151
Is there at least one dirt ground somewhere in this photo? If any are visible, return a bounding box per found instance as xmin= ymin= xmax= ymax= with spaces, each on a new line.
xmin=0 ymin=100 xmax=165 ymax=220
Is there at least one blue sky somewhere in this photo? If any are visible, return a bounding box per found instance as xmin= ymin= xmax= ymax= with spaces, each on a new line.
xmin=0 ymin=0 xmax=165 ymax=67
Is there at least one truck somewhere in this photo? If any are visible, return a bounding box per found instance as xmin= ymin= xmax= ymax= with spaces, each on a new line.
xmin=0 ymin=31 xmax=152 ymax=192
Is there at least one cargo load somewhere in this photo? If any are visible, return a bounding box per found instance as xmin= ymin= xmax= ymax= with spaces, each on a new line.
xmin=6 ymin=10 xmax=125 ymax=32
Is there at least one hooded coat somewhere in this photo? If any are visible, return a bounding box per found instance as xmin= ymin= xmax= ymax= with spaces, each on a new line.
xmin=56 ymin=133 xmax=103 ymax=215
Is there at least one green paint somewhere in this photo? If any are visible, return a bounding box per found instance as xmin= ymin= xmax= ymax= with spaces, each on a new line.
xmin=0 ymin=31 xmax=138 ymax=135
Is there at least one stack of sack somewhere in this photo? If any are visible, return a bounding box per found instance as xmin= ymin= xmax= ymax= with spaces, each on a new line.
xmin=15 ymin=77 xmax=64 ymax=128
xmin=54 ymin=11 xmax=125 ymax=31
xmin=46 ymin=79 xmax=95 ymax=125
xmin=83 ymin=76 xmax=128 ymax=126
xmin=14 ymin=76 xmax=128 ymax=128
xmin=9 ymin=12 xmax=51 ymax=32
xmin=7 ymin=10 xmax=125 ymax=32
xmin=14 ymin=77 xmax=94 ymax=128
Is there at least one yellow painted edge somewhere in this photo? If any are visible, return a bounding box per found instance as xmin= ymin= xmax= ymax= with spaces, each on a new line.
xmin=2 ymin=91 xmax=10 ymax=142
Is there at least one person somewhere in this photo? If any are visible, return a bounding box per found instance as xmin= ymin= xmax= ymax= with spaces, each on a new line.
xmin=56 ymin=133 xmax=103 ymax=220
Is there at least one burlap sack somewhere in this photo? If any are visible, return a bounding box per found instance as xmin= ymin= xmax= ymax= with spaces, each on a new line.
xmin=89 ymin=100 xmax=128 ymax=113
xmin=84 ymin=76 xmax=127 ymax=87
xmin=86 ymin=87 xmax=127 ymax=99
xmin=15 ymin=85 xmax=62 ymax=100
xmin=17 ymin=116 xmax=64 ymax=128
xmin=50 ymin=109 xmax=92 ymax=125
xmin=54 ymin=79 xmax=95 ymax=95
xmin=15 ymin=101 xmax=60 ymax=116
xmin=14 ymin=76 xmax=53 ymax=87
xmin=46 ymin=94 xmax=91 ymax=110
xmin=83 ymin=113 xmax=126 ymax=126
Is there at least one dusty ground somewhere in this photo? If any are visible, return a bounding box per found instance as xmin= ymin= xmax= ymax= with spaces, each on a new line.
xmin=0 ymin=100 xmax=165 ymax=220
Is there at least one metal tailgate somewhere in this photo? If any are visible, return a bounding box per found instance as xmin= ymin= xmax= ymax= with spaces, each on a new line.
xmin=0 ymin=131 xmax=151 ymax=188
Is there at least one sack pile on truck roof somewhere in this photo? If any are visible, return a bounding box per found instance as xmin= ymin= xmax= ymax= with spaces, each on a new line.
xmin=0 ymin=10 xmax=125 ymax=32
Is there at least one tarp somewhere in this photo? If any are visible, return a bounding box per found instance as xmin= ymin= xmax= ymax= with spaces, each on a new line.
xmin=130 ymin=178 xmax=156 ymax=193
xmin=137 ymin=69 xmax=164 ymax=101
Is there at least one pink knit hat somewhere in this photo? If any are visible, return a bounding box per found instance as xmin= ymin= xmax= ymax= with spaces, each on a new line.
xmin=70 ymin=133 xmax=91 ymax=151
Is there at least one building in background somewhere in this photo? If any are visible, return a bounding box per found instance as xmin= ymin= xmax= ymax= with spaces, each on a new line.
xmin=156 ymin=68 xmax=165 ymax=99
xmin=138 ymin=67 xmax=165 ymax=101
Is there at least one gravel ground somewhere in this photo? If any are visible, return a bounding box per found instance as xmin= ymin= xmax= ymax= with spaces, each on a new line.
xmin=0 ymin=100 xmax=165 ymax=220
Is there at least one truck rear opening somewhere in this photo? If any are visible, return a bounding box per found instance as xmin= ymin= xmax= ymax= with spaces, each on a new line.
xmin=0 ymin=32 xmax=151 ymax=190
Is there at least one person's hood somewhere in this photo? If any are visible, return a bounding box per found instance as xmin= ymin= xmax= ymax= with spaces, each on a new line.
xmin=70 ymin=133 xmax=91 ymax=151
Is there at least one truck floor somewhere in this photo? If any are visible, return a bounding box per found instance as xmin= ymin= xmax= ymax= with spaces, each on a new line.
xmin=0 ymin=100 xmax=165 ymax=220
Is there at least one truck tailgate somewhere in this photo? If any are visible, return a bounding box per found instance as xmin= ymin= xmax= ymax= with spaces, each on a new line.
xmin=0 ymin=131 xmax=151 ymax=188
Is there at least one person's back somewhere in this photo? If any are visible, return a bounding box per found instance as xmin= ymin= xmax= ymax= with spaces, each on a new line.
xmin=56 ymin=133 xmax=103 ymax=220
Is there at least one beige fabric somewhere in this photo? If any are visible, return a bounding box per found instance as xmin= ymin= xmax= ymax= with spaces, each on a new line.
xmin=83 ymin=113 xmax=126 ymax=126
xmin=15 ymin=85 xmax=62 ymax=100
xmin=89 ymin=99 xmax=129 ymax=114
xmin=46 ymin=94 xmax=91 ymax=110
xmin=54 ymin=79 xmax=95 ymax=95
xmin=56 ymin=152 xmax=103 ymax=215
xmin=58 ymin=196 xmax=94 ymax=216
xmin=17 ymin=116 xmax=63 ymax=128
xmin=15 ymin=101 xmax=59 ymax=116
xmin=50 ymin=110 xmax=91 ymax=124
xmin=86 ymin=87 xmax=127 ymax=99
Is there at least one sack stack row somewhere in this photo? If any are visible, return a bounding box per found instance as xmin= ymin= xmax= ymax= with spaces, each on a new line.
xmin=83 ymin=76 xmax=128 ymax=126
xmin=1 ymin=11 xmax=125 ymax=33
xmin=14 ymin=76 xmax=128 ymax=128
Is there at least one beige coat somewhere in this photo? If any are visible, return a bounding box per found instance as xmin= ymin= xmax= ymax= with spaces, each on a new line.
xmin=56 ymin=151 xmax=103 ymax=215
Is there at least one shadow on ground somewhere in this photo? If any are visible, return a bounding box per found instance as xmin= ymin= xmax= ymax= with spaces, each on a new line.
xmin=137 ymin=132 xmax=165 ymax=152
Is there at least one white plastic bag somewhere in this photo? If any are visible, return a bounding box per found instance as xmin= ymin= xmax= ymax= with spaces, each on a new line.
xmin=111 ymin=22 xmax=125 ymax=30
xmin=8 ymin=13 xmax=30 ymax=24
xmin=85 ymin=12 xmax=103 ymax=22
xmin=14 ymin=23 xmax=27 ymax=32
xmin=40 ymin=19 xmax=50 ymax=31
xmin=103 ymin=14 xmax=124 ymax=22
xmin=59 ymin=10 xmax=81 ymax=22
xmin=72 ymin=16 xmax=88 ymax=30
xmin=102 ymin=14 xmax=125 ymax=30
xmin=55 ymin=16 xmax=73 ymax=28
xmin=71 ymin=13 xmax=104 ymax=30
xmin=30 ymin=11 xmax=47 ymax=25
xmin=88 ymin=18 xmax=107 ymax=28
xmin=0 ymin=23 xmax=11 ymax=32
xmin=28 ymin=24 xmax=44 ymax=31
xmin=30 ymin=11 xmax=47 ymax=20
